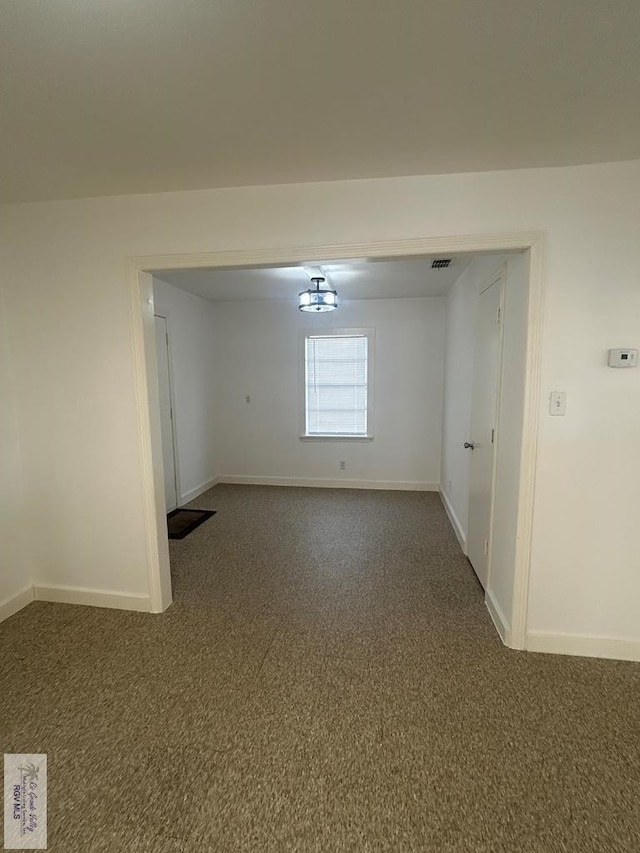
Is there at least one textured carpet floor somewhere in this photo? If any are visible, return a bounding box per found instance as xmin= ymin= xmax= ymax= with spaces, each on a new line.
xmin=1 ymin=485 xmax=639 ymax=852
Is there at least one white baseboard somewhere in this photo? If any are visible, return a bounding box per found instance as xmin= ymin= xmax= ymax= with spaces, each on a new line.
xmin=33 ymin=585 xmax=152 ymax=613
xmin=217 ymin=475 xmax=438 ymax=491
xmin=485 ymin=588 xmax=512 ymax=646
xmin=0 ymin=586 xmax=35 ymax=623
xmin=180 ymin=476 xmax=220 ymax=504
xmin=526 ymin=630 xmax=640 ymax=662
xmin=439 ymin=489 xmax=467 ymax=551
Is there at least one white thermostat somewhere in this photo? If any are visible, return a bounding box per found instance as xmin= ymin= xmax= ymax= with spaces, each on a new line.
xmin=608 ymin=348 xmax=638 ymax=368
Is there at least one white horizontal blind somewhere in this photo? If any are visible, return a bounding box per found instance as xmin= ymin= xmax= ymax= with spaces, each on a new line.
xmin=305 ymin=334 xmax=368 ymax=436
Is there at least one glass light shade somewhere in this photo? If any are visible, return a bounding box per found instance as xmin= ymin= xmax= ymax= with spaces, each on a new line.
xmin=298 ymin=287 xmax=338 ymax=312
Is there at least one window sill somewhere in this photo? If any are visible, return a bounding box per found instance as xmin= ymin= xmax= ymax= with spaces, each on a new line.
xmin=300 ymin=435 xmax=374 ymax=442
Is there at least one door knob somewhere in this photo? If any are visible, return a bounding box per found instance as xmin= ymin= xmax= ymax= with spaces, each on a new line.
xmin=464 ymin=441 xmax=475 ymax=450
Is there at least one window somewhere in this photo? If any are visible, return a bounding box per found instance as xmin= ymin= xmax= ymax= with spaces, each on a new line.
xmin=302 ymin=330 xmax=373 ymax=438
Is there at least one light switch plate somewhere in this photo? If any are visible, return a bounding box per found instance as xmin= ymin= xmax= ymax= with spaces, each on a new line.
xmin=549 ymin=391 xmax=567 ymax=416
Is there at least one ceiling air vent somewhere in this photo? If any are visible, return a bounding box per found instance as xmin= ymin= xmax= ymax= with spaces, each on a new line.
xmin=431 ymin=259 xmax=452 ymax=269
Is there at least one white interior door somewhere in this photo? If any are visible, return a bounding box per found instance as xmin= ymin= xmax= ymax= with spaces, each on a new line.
xmin=466 ymin=272 xmax=504 ymax=588
xmin=154 ymin=315 xmax=178 ymax=512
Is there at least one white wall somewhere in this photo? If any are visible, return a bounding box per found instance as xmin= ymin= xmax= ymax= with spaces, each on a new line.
xmin=152 ymin=277 xmax=218 ymax=502
xmin=0 ymin=286 xmax=31 ymax=614
xmin=0 ymin=160 xmax=639 ymax=657
xmin=213 ymin=297 xmax=444 ymax=488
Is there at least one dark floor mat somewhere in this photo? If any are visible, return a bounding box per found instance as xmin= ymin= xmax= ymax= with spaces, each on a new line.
xmin=167 ymin=508 xmax=216 ymax=539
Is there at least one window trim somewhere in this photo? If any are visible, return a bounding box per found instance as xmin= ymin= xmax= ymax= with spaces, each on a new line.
xmin=299 ymin=327 xmax=375 ymax=440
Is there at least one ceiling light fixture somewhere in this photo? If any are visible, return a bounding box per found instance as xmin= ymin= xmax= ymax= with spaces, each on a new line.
xmin=298 ymin=276 xmax=338 ymax=312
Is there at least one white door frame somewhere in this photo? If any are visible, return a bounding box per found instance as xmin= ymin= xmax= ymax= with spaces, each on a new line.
xmin=129 ymin=231 xmax=545 ymax=647
xmin=153 ymin=313 xmax=181 ymax=511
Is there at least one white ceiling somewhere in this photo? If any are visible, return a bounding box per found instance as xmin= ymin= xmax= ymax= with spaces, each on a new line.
xmin=2 ymin=1 xmax=639 ymax=203
xmin=155 ymin=256 xmax=473 ymax=302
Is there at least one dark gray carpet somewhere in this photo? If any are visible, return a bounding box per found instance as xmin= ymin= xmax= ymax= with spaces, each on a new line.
xmin=1 ymin=485 xmax=639 ymax=852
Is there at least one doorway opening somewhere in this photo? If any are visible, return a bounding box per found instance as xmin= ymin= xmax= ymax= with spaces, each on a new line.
xmin=130 ymin=233 xmax=544 ymax=650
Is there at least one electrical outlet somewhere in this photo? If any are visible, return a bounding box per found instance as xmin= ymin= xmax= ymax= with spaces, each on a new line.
xmin=339 ymin=461 xmax=346 ymax=470
xmin=245 ymin=395 xmax=251 ymax=404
